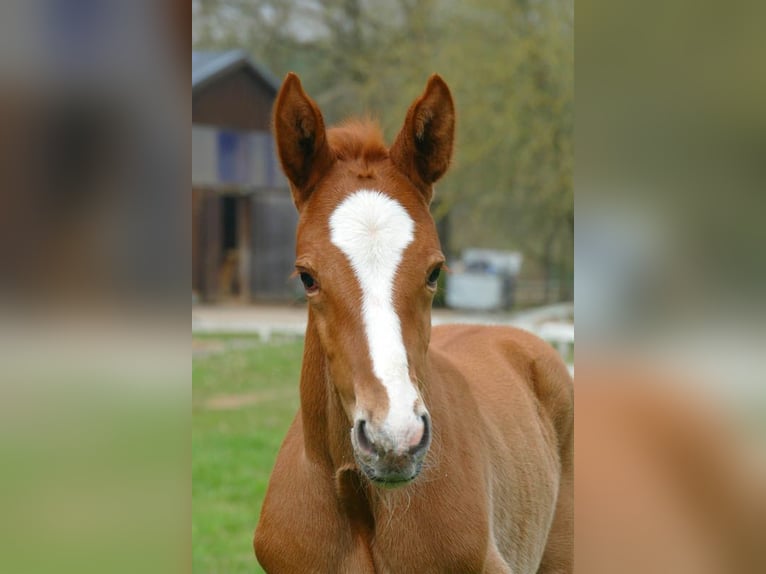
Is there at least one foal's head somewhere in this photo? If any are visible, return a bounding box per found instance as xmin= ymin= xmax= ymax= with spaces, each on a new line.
xmin=274 ymin=73 xmax=455 ymax=487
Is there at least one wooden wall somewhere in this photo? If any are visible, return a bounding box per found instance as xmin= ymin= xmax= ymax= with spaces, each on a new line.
xmin=192 ymin=63 xmax=297 ymax=302
xmin=250 ymin=191 xmax=298 ymax=299
xmin=193 ymin=68 xmax=274 ymax=130
xmin=192 ymin=188 xmax=221 ymax=301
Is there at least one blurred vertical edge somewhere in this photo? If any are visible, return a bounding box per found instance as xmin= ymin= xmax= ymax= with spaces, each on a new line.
xmin=576 ymin=0 xmax=766 ymax=572
xmin=0 ymin=1 xmax=190 ymax=574
xmin=0 ymin=0 xmax=189 ymax=310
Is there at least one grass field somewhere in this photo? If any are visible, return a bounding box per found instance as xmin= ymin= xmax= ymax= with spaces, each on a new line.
xmin=192 ymin=334 xmax=304 ymax=573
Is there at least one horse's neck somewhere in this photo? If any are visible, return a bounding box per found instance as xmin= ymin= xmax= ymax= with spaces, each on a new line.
xmin=299 ymin=312 xmax=355 ymax=470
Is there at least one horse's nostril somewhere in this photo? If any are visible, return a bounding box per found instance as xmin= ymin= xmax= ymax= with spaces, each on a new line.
xmin=355 ymin=419 xmax=375 ymax=455
xmin=410 ymin=414 xmax=431 ymax=455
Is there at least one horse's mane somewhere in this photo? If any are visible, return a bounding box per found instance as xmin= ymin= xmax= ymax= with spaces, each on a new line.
xmin=327 ymin=119 xmax=389 ymax=163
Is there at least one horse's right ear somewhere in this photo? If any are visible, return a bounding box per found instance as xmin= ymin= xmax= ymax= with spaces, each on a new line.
xmin=273 ymin=73 xmax=334 ymax=210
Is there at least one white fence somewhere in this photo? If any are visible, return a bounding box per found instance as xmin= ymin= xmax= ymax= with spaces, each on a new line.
xmin=538 ymin=321 xmax=574 ymax=375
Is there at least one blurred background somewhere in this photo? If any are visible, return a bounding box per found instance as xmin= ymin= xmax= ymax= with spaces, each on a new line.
xmin=0 ymin=1 xmax=189 ymax=574
xmin=576 ymin=0 xmax=766 ymax=572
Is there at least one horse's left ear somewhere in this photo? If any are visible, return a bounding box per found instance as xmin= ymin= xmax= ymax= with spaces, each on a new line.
xmin=390 ymin=74 xmax=455 ymax=204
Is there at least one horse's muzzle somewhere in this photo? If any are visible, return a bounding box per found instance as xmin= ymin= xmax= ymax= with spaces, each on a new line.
xmin=351 ymin=414 xmax=431 ymax=487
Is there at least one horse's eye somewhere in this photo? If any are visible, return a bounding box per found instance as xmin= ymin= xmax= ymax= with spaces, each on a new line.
xmin=299 ymin=272 xmax=318 ymax=293
xmin=427 ymin=266 xmax=441 ymax=288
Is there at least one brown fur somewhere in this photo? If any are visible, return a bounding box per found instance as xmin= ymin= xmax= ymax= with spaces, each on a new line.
xmin=328 ymin=119 xmax=389 ymax=163
xmin=576 ymin=364 xmax=766 ymax=574
xmin=255 ymin=74 xmax=573 ymax=573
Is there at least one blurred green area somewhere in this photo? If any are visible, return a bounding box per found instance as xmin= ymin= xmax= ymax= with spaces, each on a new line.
xmin=193 ymin=0 xmax=573 ymax=299
xmin=192 ymin=335 xmax=303 ymax=574
xmin=0 ymin=360 xmax=189 ymax=574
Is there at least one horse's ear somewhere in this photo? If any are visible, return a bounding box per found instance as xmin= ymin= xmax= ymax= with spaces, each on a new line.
xmin=273 ymin=73 xmax=334 ymax=210
xmin=390 ymin=74 xmax=455 ymax=204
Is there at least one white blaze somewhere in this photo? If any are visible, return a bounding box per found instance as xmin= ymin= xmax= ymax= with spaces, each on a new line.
xmin=329 ymin=189 xmax=421 ymax=445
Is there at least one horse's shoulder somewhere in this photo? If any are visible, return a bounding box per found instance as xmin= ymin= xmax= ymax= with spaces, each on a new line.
xmin=255 ymin=416 xmax=326 ymax=569
xmin=430 ymin=323 xmax=573 ymax=445
xmin=428 ymin=324 xmax=572 ymax=571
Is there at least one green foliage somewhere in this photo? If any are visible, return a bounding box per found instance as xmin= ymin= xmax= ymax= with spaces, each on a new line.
xmin=193 ymin=0 xmax=573 ymax=301
xmin=192 ymin=335 xmax=303 ymax=573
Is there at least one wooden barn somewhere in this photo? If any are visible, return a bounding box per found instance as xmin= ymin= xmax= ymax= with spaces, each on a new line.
xmin=192 ymin=50 xmax=297 ymax=302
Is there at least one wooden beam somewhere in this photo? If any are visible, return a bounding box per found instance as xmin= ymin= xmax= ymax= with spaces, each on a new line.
xmin=237 ymin=195 xmax=252 ymax=302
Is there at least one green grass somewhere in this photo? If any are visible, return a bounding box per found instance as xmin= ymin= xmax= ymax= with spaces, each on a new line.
xmin=192 ymin=335 xmax=304 ymax=574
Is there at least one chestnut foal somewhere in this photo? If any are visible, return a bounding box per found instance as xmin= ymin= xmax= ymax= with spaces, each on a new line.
xmin=254 ymin=73 xmax=573 ymax=573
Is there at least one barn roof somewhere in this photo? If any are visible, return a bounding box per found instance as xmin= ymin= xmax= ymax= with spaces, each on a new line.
xmin=192 ymin=50 xmax=280 ymax=94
